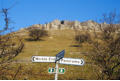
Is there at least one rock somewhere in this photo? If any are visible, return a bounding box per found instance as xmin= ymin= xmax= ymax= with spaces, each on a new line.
xmin=20 ymin=19 xmax=120 ymax=32
xmin=51 ymin=19 xmax=61 ymax=25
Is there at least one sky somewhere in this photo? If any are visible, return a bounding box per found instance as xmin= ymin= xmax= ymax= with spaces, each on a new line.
xmin=0 ymin=0 xmax=120 ymax=31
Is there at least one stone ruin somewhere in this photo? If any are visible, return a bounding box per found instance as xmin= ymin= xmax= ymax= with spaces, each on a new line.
xmin=40 ymin=19 xmax=102 ymax=31
xmin=23 ymin=19 xmax=117 ymax=32
xmin=16 ymin=19 xmax=120 ymax=36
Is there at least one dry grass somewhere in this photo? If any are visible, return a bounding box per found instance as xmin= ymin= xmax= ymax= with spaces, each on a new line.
xmin=3 ymin=29 xmax=99 ymax=80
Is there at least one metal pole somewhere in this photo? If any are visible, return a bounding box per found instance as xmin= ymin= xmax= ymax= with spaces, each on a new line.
xmin=55 ymin=61 xmax=58 ymax=80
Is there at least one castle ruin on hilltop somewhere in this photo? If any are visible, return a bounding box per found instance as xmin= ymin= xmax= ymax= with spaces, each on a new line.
xmin=19 ymin=19 xmax=120 ymax=33
xmin=28 ymin=19 xmax=101 ymax=31
xmin=16 ymin=19 xmax=120 ymax=36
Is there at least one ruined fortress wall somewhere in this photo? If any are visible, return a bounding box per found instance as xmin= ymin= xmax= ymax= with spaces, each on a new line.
xmin=25 ymin=20 xmax=112 ymax=31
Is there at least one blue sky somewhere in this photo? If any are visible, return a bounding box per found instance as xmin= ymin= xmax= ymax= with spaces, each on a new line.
xmin=0 ymin=0 xmax=120 ymax=31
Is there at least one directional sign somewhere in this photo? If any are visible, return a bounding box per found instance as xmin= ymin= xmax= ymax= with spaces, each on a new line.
xmin=32 ymin=56 xmax=56 ymax=63
xmin=59 ymin=58 xmax=84 ymax=66
xmin=32 ymin=56 xmax=84 ymax=66
xmin=32 ymin=54 xmax=85 ymax=80
xmin=56 ymin=50 xmax=65 ymax=62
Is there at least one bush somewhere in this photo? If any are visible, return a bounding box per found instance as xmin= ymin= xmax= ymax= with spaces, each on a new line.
xmin=29 ymin=29 xmax=48 ymax=41
xmin=75 ymin=32 xmax=91 ymax=44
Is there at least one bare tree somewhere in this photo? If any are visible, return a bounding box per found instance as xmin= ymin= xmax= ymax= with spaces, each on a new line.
xmin=75 ymin=11 xmax=120 ymax=79
xmin=90 ymin=11 xmax=120 ymax=80
xmin=0 ymin=8 xmax=24 ymax=79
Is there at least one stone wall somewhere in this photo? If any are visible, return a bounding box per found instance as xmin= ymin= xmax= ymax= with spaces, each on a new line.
xmin=25 ymin=19 xmax=111 ymax=31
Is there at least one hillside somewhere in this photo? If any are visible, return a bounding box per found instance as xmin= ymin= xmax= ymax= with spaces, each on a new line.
xmin=7 ymin=28 xmax=96 ymax=80
xmin=1 ymin=20 xmax=120 ymax=80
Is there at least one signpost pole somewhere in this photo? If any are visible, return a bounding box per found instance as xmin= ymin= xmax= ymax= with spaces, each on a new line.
xmin=55 ymin=61 xmax=58 ymax=80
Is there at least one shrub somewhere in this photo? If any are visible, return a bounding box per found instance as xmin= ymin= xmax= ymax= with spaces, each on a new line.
xmin=75 ymin=32 xmax=91 ymax=44
xmin=29 ymin=28 xmax=48 ymax=41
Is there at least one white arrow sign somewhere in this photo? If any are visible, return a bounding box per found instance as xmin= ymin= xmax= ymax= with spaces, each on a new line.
xmin=32 ymin=56 xmax=84 ymax=66
xmin=59 ymin=58 xmax=84 ymax=66
xmin=32 ymin=56 xmax=56 ymax=63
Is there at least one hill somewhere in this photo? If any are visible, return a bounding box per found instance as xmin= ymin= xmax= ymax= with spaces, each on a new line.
xmin=8 ymin=21 xmax=97 ymax=80
xmin=1 ymin=20 xmax=120 ymax=80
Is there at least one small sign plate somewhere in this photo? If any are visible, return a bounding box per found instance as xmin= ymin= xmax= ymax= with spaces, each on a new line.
xmin=48 ymin=68 xmax=55 ymax=73
xmin=56 ymin=50 xmax=65 ymax=61
xmin=48 ymin=68 xmax=65 ymax=74
xmin=59 ymin=68 xmax=65 ymax=74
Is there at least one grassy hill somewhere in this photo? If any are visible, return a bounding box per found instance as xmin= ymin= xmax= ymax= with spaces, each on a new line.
xmin=3 ymin=29 xmax=99 ymax=80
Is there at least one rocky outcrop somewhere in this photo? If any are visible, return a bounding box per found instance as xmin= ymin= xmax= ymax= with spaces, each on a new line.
xmin=14 ymin=19 xmax=120 ymax=37
xmin=41 ymin=19 xmax=101 ymax=31
xmin=80 ymin=20 xmax=100 ymax=31
xmin=21 ymin=19 xmax=115 ymax=31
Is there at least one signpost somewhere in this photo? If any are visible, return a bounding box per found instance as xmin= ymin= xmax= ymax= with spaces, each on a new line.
xmin=31 ymin=50 xmax=85 ymax=80
xmin=55 ymin=50 xmax=65 ymax=80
